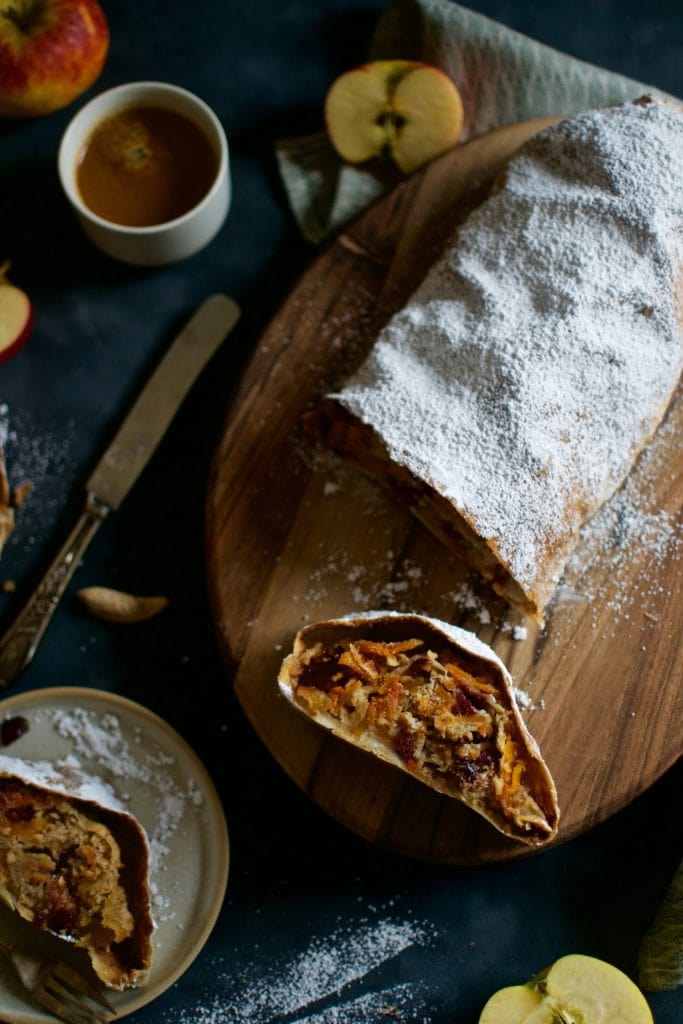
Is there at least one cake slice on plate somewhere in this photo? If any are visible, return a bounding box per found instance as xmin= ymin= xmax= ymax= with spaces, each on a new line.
xmin=0 ymin=755 xmax=154 ymax=990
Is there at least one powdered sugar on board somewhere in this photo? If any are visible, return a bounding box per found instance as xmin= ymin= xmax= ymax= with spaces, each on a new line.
xmin=286 ymin=408 xmax=681 ymax=637
xmin=166 ymin=912 xmax=434 ymax=1024
xmin=332 ymin=99 xmax=683 ymax=611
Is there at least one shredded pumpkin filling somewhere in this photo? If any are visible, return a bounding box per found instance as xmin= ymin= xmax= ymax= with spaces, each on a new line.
xmin=289 ymin=637 xmax=552 ymax=837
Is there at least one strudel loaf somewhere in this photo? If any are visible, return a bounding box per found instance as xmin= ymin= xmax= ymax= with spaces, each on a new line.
xmin=0 ymin=755 xmax=154 ymax=989
xmin=278 ymin=612 xmax=559 ymax=845
xmin=311 ymin=98 xmax=683 ymax=620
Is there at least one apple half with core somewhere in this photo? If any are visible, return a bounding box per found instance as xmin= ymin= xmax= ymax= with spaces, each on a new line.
xmin=0 ymin=0 xmax=109 ymax=118
xmin=324 ymin=59 xmax=464 ymax=174
xmin=479 ymin=954 xmax=653 ymax=1024
xmin=0 ymin=261 xmax=33 ymax=363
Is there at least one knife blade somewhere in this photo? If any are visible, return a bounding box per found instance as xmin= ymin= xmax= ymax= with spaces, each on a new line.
xmin=0 ymin=294 xmax=240 ymax=688
xmin=89 ymin=293 xmax=240 ymax=508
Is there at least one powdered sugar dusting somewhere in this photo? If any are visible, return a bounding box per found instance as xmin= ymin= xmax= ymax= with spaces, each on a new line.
xmin=562 ymin=406 xmax=682 ymax=625
xmin=0 ymin=404 xmax=8 ymax=449
xmin=0 ymin=403 xmax=77 ymax=556
xmin=334 ymin=99 xmax=683 ymax=608
xmin=167 ymin=914 xmax=432 ymax=1024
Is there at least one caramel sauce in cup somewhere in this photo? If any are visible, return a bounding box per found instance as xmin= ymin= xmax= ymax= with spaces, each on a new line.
xmin=58 ymin=82 xmax=230 ymax=266
xmin=76 ymin=106 xmax=220 ymax=228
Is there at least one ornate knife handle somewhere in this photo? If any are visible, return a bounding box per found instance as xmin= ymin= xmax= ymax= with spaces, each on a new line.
xmin=0 ymin=495 xmax=109 ymax=690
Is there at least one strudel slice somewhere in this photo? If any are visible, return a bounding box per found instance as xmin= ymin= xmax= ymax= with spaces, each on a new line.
xmin=311 ymin=98 xmax=683 ymax=620
xmin=0 ymin=755 xmax=154 ymax=989
xmin=278 ymin=612 xmax=559 ymax=845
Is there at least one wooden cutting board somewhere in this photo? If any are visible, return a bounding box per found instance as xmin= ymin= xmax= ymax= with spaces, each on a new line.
xmin=206 ymin=118 xmax=682 ymax=865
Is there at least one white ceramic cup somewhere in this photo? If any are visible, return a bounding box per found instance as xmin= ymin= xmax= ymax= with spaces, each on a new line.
xmin=58 ymin=81 xmax=231 ymax=267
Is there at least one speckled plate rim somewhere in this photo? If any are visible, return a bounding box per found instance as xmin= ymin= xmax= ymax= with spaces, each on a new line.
xmin=0 ymin=686 xmax=230 ymax=1022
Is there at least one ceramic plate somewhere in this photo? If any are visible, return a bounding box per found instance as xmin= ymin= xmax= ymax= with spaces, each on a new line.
xmin=0 ymin=687 xmax=230 ymax=1022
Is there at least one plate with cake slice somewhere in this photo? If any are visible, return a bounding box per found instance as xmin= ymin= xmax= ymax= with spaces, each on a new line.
xmin=206 ymin=99 xmax=682 ymax=865
xmin=0 ymin=687 xmax=229 ymax=1021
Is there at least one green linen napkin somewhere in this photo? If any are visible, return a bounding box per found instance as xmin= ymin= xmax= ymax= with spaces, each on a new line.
xmin=276 ymin=0 xmax=671 ymax=243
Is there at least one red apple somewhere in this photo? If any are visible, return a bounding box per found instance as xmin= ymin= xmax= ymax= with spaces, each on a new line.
xmin=0 ymin=261 xmax=34 ymax=363
xmin=0 ymin=0 xmax=109 ymax=118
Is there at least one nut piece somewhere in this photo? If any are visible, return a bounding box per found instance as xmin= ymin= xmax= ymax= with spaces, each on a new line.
xmin=77 ymin=586 xmax=169 ymax=623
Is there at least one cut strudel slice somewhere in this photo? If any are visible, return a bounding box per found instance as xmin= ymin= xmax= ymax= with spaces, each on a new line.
xmin=0 ymin=755 xmax=154 ymax=989
xmin=310 ymin=98 xmax=683 ymax=620
xmin=278 ymin=612 xmax=559 ymax=845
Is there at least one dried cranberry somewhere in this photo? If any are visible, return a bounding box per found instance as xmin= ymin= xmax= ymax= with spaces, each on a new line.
xmin=452 ymin=690 xmax=478 ymax=716
xmin=393 ymin=728 xmax=416 ymax=766
xmin=477 ymin=746 xmax=500 ymax=771
xmin=5 ymin=804 xmax=34 ymax=823
xmin=47 ymin=907 xmax=77 ymax=934
xmin=297 ymin=650 xmax=353 ymax=692
xmin=1 ymin=715 xmax=29 ymax=746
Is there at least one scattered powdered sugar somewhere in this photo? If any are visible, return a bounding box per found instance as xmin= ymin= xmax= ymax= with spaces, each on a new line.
xmin=0 ymin=402 xmax=77 ymax=555
xmin=447 ymin=583 xmax=496 ymax=626
xmin=167 ymin=914 xmax=432 ymax=1024
xmin=0 ymin=404 xmax=8 ymax=449
xmin=293 ymin=406 xmax=679 ymax=635
xmin=563 ymin=412 xmax=682 ymax=624
xmin=44 ymin=706 xmax=203 ymax=921
xmin=511 ymin=686 xmax=533 ymax=711
xmin=511 ymin=684 xmax=544 ymax=713
xmin=332 ymin=99 xmax=683 ymax=608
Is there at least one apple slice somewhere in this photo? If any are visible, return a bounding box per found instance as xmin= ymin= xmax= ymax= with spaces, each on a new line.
xmin=0 ymin=261 xmax=33 ymax=364
xmin=324 ymin=59 xmax=463 ymax=174
xmin=390 ymin=64 xmax=465 ymax=172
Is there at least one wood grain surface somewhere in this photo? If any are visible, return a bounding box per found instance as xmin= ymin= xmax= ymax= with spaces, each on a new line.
xmin=205 ymin=118 xmax=683 ymax=865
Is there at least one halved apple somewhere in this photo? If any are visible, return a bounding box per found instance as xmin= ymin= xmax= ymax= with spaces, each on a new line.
xmin=479 ymin=984 xmax=550 ymax=1023
xmin=0 ymin=261 xmax=33 ymax=364
xmin=324 ymin=59 xmax=464 ymax=174
xmin=479 ymin=954 xmax=653 ymax=1024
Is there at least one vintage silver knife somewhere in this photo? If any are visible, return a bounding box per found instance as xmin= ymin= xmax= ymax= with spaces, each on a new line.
xmin=0 ymin=293 xmax=240 ymax=689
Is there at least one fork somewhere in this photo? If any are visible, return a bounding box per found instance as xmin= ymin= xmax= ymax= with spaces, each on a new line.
xmin=0 ymin=939 xmax=116 ymax=1024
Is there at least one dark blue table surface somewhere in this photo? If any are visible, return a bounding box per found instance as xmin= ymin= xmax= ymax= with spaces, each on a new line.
xmin=1 ymin=2 xmax=681 ymax=1022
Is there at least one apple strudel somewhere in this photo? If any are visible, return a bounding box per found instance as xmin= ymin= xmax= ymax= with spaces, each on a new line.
xmin=278 ymin=612 xmax=559 ymax=845
xmin=310 ymin=98 xmax=683 ymax=620
xmin=0 ymin=755 xmax=154 ymax=990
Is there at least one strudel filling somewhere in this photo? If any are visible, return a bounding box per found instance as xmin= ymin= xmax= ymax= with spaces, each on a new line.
xmin=286 ymin=633 xmax=555 ymax=843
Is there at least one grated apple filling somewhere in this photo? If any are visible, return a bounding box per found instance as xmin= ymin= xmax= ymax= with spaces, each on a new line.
xmin=290 ymin=637 xmax=552 ymax=837
xmin=0 ymin=781 xmax=134 ymax=951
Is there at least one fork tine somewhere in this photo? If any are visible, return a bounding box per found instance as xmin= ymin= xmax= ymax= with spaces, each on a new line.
xmin=31 ymin=986 xmax=102 ymax=1024
xmin=48 ymin=960 xmax=116 ymax=1013
xmin=0 ymin=940 xmax=116 ymax=1024
xmin=40 ymin=976 xmax=112 ymax=1024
